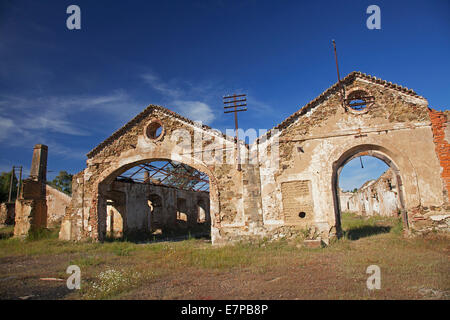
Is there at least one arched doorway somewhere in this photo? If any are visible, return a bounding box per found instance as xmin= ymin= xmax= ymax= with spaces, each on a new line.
xmin=332 ymin=145 xmax=408 ymax=238
xmin=98 ymin=159 xmax=213 ymax=242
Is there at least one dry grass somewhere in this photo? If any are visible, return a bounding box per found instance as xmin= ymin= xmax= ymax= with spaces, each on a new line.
xmin=0 ymin=213 xmax=448 ymax=300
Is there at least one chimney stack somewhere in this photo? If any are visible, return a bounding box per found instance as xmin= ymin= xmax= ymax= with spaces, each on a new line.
xmin=29 ymin=144 xmax=48 ymax=182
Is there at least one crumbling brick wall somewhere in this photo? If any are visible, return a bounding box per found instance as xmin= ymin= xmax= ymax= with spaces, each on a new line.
xmin=429 ymin=109 xmax=450 ymax=203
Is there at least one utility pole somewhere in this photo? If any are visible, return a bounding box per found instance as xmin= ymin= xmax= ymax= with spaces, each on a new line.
xmin=8 ymin=166 xmax=15 ymax=203
xmin=7 ymin=166 xmax=23 ymax=203
xmin=16 ymin=166 xmax=22 ymax=199
xmin=223 ymin=94 xmax=247 ymax=171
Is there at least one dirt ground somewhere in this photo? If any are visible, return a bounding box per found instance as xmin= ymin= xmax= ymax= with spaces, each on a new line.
xmin=0 ymin=213 xmax=449 ymax=300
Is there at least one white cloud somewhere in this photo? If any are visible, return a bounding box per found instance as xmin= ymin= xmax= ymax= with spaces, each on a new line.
xmin=141 ymin=72 xmax=219 ymax=125
xmin=339 ymin=156 xmax=389 ymax=191
xmin=0 ymin=117 xmax=17 ymax=140
xmin=141 ymin=73 xmax=183 ymax=98
xmin=171 ymin=100 xmax=216 ymax=124
xmin=0 ymin=90 xmax=145 ymax=158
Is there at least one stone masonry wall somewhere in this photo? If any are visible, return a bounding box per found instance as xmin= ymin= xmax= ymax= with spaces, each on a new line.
xmin=106 ymin=181 xmax=210 ymax=237
xmin=343 ymin=169 xmax=399 ymax=217
xmin=60 ymin=72 xmax=449 ymax=244
xmin=46 ymin=185 xmax=72 ymax=228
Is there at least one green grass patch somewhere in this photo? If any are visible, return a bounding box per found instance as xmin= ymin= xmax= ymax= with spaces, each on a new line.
xmin=0 ymin=226 xmax=14 ymax=239
xmin=341 ymin=211 xmax=402 ymax=240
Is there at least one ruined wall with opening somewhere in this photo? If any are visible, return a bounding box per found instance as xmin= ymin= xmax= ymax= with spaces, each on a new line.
xmin=46 ymin=185 xmax=72 ymax=227
xmin=257 ymin=72 xmax=447 ymax=240
xmin=105 ymin=180 xmax=210 ymax=238
xmin=59 ymin=72 xmax=449 ymax=244
xmin=59 ymin=106 xmax=256 ymax=244
xmin=14 ymin=145 xmax=48 ymax=238
xmin=342 ymin=169 xmax=400 ymax=217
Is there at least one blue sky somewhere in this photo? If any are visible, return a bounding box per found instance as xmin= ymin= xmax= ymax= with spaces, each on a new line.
xmin=0 ymin=0 xmax=449 ymax=190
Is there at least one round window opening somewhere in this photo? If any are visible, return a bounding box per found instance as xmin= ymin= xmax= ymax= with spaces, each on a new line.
xmin=146 ymin=121 xmax=164 ymax=140
xmin=345 ymin=90 xmax=374 ymax=112
xmin=298 ymin=212 xmax=306 ymax=219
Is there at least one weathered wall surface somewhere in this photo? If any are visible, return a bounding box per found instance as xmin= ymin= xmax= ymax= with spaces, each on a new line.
xmin=46 ymin=185 xmax=72 ymax=227
xmin=343 ymin=169 xmax=399 ymax=217
xmin=257 ymin=72 xmax=447 ymax=239
xmin=1 ymin=185 xmax=70 ymax=228
xmin=60 ymin=72 xmax=449 ymax=244
xmin=14 ymin=180 xmax=47 ymax=237
xmin=339 ymin=190 xmax=353 ymax=213
xmin=59 ymin=107 xmax=250 ymax=244
xmin=407 ymin=109 xmax=450 ymax=233
xmin=14 ymin=145 xmax=48 ymax=238
xmin=0 ymin=203 xmax=15 ymax=225
xmin=429 ymin=109 xmax=450 ymax=203
xmin=105 ymin=181 xmax=210 ymax=237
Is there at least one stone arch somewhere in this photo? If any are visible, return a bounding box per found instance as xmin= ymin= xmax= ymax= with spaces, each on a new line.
xmin=330 ymin=143 xmax=418 ymax=237
xmin=93 ymin=153 xmax=220 ymax=242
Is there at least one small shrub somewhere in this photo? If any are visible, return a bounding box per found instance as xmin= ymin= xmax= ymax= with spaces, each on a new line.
xmin=84 ymin=268 xmax=141 ymax=299
xmin=390 ymin=217 xmax=404 ymax=235
xmin=26 ymin=228 xmax=59 ymax=241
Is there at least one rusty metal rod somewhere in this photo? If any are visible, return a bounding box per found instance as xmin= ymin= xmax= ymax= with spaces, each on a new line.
xmin=332 ymin=40 xmax=346 ymax=107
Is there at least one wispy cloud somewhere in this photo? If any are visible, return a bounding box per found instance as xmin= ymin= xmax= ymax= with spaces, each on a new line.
xmin=171 ymin=100 xmax=216 ymax=124
xmin=140 ymin=71 xmax=277 ymax=127
xmin=339 ymin=156 xmax=389 ymax=191
xmin=141 ymin=73 xmax=183 ymax=98
xmin=0 ymin=90 xmax=143 ymax=157
xmin=141 ymin=71 xmax=217 ymax=124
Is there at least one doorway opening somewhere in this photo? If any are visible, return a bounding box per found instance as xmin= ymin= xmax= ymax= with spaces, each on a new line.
xmin=103 ymin=159 xmax=211 ymax=242
xmin=332 ymin=146 xmax=407 ymax=239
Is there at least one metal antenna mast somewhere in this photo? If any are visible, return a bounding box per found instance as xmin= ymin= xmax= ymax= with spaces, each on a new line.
xmin=223 ymin=94 xmax=247 ymax=171
xmin=332 ymin=40 xmax=346 ymax=110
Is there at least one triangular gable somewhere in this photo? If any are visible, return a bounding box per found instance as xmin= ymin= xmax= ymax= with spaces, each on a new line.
xmin=87 ymin=105 xmax=235 ymax=158
xmin=88 ymin=72 xmax=427 ymax=158
xmin=257 ymin=71 xmax=427 ymax=141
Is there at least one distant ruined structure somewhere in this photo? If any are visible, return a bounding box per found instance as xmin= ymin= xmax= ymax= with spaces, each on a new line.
xmin=56 ymin=72 xmax=449 ymax=244
xmin=13 ymin=144 xmax=49 ymax=237
xmin=340 ymin=169 xmax=400 ymax=217
xmin=1 ymin=145 xmax=72 ymax=235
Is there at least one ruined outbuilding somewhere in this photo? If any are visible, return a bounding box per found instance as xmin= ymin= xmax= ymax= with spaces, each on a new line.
xmin=341 ymin=169 xmax=400 ymax=217
xmin=105 ymin=180 xmax=210 ymax=238
xmin=59 ymin=72 xmax=450 ymax=244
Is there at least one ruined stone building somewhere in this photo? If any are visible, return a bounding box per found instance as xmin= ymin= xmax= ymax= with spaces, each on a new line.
xmin=105 ymin=180 xmax=210 ymax=239
xmin=56 ymin=71 xmax=448 ymax=244
xmin=8 ymin=143 xmax=210 ymax=239
xmin=9 ymin=145 xmax=71 ymax=236
xmin=340 ymin=169 xmax=400 ymax=217
xmin=1 ymin=182 xmax=71 ymax=229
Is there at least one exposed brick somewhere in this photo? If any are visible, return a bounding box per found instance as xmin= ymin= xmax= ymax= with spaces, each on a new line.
xmin=429 ymin=109 xmax=450 ymax=202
